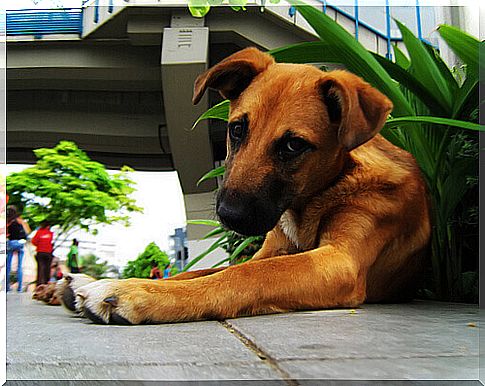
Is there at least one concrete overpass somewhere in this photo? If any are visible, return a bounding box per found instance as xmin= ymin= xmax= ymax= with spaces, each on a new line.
xmin=7 ymin=1 xmax=456 ymax=248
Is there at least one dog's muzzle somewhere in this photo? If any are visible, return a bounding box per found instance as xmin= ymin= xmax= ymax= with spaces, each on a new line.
xmin=216 ymin=187 xmax=286 ymax=236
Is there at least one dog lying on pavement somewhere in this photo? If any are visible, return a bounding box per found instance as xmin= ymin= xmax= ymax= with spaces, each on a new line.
xmin=32 ymin=283 xmax=61 ymax=306
xmin=64 ymin=48 xmax=430 ymax=325
xmin=33 ymin=274 xmax=96 ymax=309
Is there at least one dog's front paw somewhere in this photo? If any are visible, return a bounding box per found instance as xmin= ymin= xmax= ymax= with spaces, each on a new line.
xmin=57 ymin=273 xmax=96 ymax=312
xmin=75 ymin=279 xmax=159 ymax=325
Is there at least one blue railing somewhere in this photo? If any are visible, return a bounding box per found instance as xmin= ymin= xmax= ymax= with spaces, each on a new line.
xmin=6 ymin=9 xmax=83 ymax=37
xmin=289 ymin=0 xmax=431 ymax=60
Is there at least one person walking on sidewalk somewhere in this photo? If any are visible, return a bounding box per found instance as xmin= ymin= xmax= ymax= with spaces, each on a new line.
xmin=6 ymin=206 xmax=31 ymax=292
xmin=67 ymin=239 xmax=81 ymax=273
xmin=31 ymin=221 xmax=54 ymax=287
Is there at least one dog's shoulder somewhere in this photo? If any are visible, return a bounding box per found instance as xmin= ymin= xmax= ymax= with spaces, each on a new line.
xmin=311 ymin=134 xmax=427 ymax=219
xmin=351 ymin=135 xmax=421 ymax=185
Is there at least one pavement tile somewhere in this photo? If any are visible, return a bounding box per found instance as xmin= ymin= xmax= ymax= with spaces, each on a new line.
xmin=227 ymin=301 xmax=479 ymax=380
xmin=5 ymin=381 xmax=482 ymax=386
xmin=7 ymin=294 xmax=282 ymax=380
xmin=7 ymin=294 xmax=480 ymax=381
xmin=7 ymin=362 xmax=284 ymax=381
xmin=279 ymin=356 xmax=478 ymax=380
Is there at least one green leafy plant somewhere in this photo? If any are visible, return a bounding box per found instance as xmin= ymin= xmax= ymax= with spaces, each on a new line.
xmin=122 ymin=242 xmax=177 ymax=278
xmin=188 ymin=0 xmax=248 ymax=17
xmin=7 ymin=141 xmax=143 ymax=250
xmin=189 ymin=5 xmax=482 ymax=301
xmin=80 ymin=254 xmax=120 ymax=279
xmin=182 ymin=220 xmax=263 ymax=272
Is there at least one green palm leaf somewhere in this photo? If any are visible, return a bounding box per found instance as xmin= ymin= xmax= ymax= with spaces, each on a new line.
xmin=395 ymin=20 xmax=453 ymax=112
xmin=392 ymin=44 xmax=410 ymax=69
xmin=422 ymin=41 xmax=458 ymax=95
xmin=372 ymin=53 xmax=447 ymax=116
xmin=181 ymin=234 xmax=228 ymax=272
xmin=192 ymin=100 xmax=229 ymax=129
xmin=270 ymin=41 xmax=337 ymax=63
xmin=197 ymin=165 xmax=225 ymax=186
xmin=228 ymin=236 xmax=260 ymax=262
xmin=437 ymin=24 xmax=482 ymax=75
xmin=187 ymin=219 xmax=221 ymax=227
xmin=384 ymin=116 xmax=484 ymax=131
xmin=453 ymin=76 xmax=479 ymax=119
xmin=201 ymin=226 xmax=225 ymax=240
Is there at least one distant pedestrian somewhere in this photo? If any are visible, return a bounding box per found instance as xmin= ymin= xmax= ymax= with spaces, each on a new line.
xmin=67 ymin=239 xmax=81 ymax=273
xmin=6 ymin=205 xmax=31 ymax=292
xmin=149 ymin=261 xmax=162 ymax=280
xmin=51 ymin=262 xmax=63 ymax=282
xmin=163 ymin=263 xmax=172 ymax=279
xmin=31 ymin=221 xmax=54 ymax=287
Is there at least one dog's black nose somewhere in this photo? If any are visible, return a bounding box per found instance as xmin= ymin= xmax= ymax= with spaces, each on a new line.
xmin=216 ymin=198 xmax=249 ymax=234
xmin=216 ymin=188 xmax=282 ymax=236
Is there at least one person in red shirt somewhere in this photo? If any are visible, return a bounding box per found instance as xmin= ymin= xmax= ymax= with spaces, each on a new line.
xmin=31 ymin=221 xmax=54 ymax=287
xmin=149 ymin=261 xmax=162 ymax=280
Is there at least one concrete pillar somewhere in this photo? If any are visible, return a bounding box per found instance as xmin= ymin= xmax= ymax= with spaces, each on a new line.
xmin=184 ymin=191 xmax=228 ymax=270
xmin=161 ymin=12 xmax=218 ymax=254
xmin=437 ymin=4 xmax=481 ymax=68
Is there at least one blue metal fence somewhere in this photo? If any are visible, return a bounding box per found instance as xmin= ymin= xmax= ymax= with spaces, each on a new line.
xmin=7 ymin=4 xmax=429 ymax=58
xmin=6 ymin=9 xmax=82 ymax=37
xmin=289 ymin=1 xmax=429 ymax=60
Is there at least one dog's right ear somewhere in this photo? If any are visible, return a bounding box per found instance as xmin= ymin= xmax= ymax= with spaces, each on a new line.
xmin=192 ymin=47 xmax=274 ymax=105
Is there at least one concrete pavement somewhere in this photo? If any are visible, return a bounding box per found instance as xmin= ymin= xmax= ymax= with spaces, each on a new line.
xmin=6 ymin=292 xmax=480 ymax=384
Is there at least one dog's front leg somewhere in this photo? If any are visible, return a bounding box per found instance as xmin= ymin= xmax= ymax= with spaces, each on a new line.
xmin=75 ymin=247 xmax=362 ymax=325
xmin=167 ymin=267 xmax=226 ymax=281
xmin=252 ymin=228 xmax=293 ymax=260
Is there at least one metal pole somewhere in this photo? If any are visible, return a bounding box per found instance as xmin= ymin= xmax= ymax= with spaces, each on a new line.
xmin=385 ymin=0 xmax=392 ymax=60
xmin=416 ymin=0 xmax=423 ymax=40
xmin=94 ymin=0 xmax=99 ymax=23
xmin=354 ymin=0 xmax=359 ymax=41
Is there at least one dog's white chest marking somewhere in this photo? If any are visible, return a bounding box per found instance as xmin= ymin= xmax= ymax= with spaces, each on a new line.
xmin=279 ymin=211 xmax=300 ymax=249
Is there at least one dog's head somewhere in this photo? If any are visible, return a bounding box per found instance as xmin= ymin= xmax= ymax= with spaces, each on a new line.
xmin=32 ymin=284 xmax=49 ymax=301
xmin=193 ymin=48 xmax=393 ymax=236
xmin=33 ymin=283 xmax=58 ymax=304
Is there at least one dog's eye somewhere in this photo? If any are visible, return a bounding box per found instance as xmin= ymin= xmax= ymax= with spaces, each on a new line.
xmin=228 ymin=119 xmax=247 ymax=142
xmin=285 ymin=138 xmax=308 ymax=153
xmin=278 ymin=137 xmax=311 ymax=161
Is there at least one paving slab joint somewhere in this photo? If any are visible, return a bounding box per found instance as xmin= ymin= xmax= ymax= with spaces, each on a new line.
xmin=220 ymin=320 xmax=300 ymax=386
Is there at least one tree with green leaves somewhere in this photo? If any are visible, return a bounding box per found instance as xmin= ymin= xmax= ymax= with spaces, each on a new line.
xmin=122 ymin=242 xmax=177 ymax=279
xmin=80 ymin=254 xmax=120 ymax=279
xmin=7 ymin=141 xmax=143 ymax=249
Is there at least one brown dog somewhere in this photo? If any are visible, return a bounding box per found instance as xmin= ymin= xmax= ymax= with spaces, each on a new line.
xmin=74 ymin=48 xmax=430 ymax=324
xmin=33 ymin=283 xmax=61 ymax=306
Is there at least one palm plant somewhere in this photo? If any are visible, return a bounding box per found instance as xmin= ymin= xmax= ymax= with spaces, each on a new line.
xmin=183 ymin=219 xmax=263 ymax=272
xmin=188 ymin=5 xmax=483 ymax=301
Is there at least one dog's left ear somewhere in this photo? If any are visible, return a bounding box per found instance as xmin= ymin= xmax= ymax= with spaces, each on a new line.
xmin=319 ymin=72 xmax=393 ymax=151
xmin=192 ymin=47 xmax=275 ymax=105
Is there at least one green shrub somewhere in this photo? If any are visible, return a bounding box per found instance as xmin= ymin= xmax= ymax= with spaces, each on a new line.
xmin=122 ymin=242 xmax=177 ymax=278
